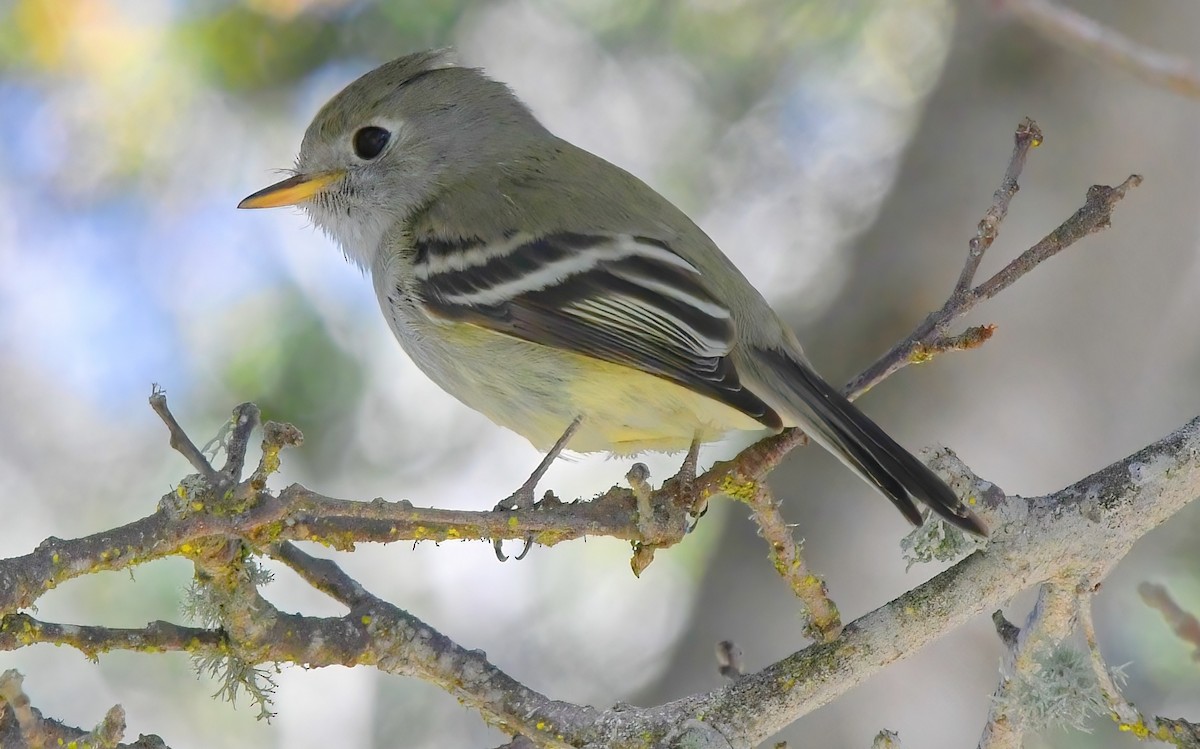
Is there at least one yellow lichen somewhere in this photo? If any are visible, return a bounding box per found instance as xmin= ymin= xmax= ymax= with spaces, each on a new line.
xmin=260 ymin=446 xmax=282 ymax=476
xmin=909 ymin=347 xmax=935 ymax=364
xmin=718 ymin=475 xmax=758 ymax=503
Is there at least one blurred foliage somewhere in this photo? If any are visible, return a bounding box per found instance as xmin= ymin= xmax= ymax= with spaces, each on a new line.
xmin=175 ymin=6 xmax=344 ymax=91
xmin=0 ymin=0 xmax=881 ymax=110
xmin=220 ymin=290 xmax=365 ymax=474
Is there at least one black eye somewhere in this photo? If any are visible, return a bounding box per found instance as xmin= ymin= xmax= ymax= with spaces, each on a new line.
xmin=353 ymin=126 xmax=391 ymax=160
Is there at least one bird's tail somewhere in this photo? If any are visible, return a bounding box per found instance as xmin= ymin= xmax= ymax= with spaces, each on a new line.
xmin=750 ymin=347 xmax=987 ymax=536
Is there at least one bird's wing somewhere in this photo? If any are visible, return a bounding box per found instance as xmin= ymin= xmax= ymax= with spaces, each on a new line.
xmin=410 ymin=230 xmax=781 ymax=429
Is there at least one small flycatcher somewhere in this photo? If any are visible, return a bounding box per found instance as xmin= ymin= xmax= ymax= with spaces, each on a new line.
xmin=239 ymin=50 xmax=986 ymax=539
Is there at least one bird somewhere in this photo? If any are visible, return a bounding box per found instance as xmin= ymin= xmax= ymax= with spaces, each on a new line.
xmin=238 ymin=49 xmax=987 ymax=555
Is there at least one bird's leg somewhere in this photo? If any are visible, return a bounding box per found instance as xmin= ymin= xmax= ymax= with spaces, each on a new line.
xmin=671 ymin=435 xmax=705 ymax=532
xmin=493 ymin=415 xmax=582 ymax=562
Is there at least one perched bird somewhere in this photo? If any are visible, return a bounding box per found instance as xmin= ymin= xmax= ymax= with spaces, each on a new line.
xmin=239 ymin=50 xmax=987 ymax=551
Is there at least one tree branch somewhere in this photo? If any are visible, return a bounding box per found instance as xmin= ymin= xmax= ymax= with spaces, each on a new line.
xmin=0 ymin=614 xmax=224 ymax=658
xmin=737 ymin=481 xmax=841 ymax=642
xmin=4 ymin=416 xmax=1196 ymax=747
xmin=0 ymin=670 xmax=171 ymax=749
xmin=1081 ymin=591 xmax=1200 ymax=747
xmin=1000 ymin=0 xmax=1200 ymax=99
xmin=844 ymin=165 xmax=1140 ymax=397
xmin=978 ymin=581 xmax=1082 ymax=748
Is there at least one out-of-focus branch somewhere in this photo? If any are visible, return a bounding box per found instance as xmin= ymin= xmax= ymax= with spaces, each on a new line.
xmin=1080 ymin=594 xmax=1200 ymax=747
xmin=1000 ymin=0 xmax=1200 ymax=100
xmin=0 ymin=670 xmax=171 ymax=749
xmin=1138 ymin=582 xmax=1200 ymax=661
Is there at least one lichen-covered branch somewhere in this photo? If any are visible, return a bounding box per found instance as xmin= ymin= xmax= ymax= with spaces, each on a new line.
xmin=0 ymin=614 xmax=224 ymax=657
xmin=735 ymin=481 xmax=841 ymax=642
xmin=4 ymin=415 xmax=1196 ymax=748
xmin=669 ymin=418 xmax=1200 ymax=747
xmin=978 ymin=581 xmax=1087 ymax=749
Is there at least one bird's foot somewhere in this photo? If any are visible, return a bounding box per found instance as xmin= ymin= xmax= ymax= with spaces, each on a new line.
xmin=492 ymin=480 xmax=539 ymax=562
xmin=491 ymin=416 xmax=582 ymax=562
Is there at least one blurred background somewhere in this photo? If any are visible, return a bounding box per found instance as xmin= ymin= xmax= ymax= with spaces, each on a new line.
xmin=1 ymin=0 xmax=1198 ymax=747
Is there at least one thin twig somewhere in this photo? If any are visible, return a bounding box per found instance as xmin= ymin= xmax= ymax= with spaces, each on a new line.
xmin=148 ymin=386 xmax=221 ymax=484
xmin=1001 ymin=0 xmax=1200 ymax=100
xmin=910 ymin=324 xmax=997 ymax=364
xmin=221 ymin=402 xmax=261 ymax=482
xmin=739 ymin=482 xmax=841 ymax=642
xmin=954 ymin=118 xmax=1042 ymax=296
xmin=268 ymin=542 xmax=371 ymax=609
xmin=972 ymin=176 xmax=1143 ymax=302
xmin=844 ymin=169 xmax=1141 ymax=398
xmin=249 ymin=421 xmax=303 ymax=491
xmin=1078 ymin=589 xmax=1135 ymax=717
xmin=0 ymin=614 xmax=225 ymax=657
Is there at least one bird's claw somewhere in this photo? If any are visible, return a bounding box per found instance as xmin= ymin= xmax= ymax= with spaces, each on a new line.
xmin=493 ymin=484 xmax=536 ymax=562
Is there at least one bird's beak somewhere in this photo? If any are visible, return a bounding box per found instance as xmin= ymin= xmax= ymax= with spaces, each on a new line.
xmin=237 ymin=170 xmax=345 ymax=209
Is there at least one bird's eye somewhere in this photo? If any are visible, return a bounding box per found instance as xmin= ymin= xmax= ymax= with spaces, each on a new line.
xmin=353 ymin=126 xmax=391 ymax=160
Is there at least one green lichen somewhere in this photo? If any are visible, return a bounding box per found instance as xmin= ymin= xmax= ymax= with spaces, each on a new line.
xmin=996 ymin=644 xmax=1109 ymax=733
xmin=900 ymin=516 xmax=985 ymax=570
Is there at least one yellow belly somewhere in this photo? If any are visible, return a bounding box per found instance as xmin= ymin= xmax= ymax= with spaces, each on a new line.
xmin=425 ymin=321 xmax=768 ymax=455
xmin=560 ymin=353 xmax=768 ymax=454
